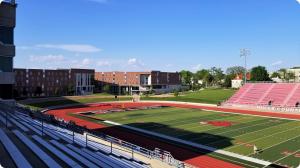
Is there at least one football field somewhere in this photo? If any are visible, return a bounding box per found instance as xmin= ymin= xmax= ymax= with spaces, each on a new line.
xmin=90 ymin=107 xmax=300 ymax=167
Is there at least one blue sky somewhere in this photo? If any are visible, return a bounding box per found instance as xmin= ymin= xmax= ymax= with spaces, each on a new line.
xmin=15 ymin=0 xmax=300 ymax=72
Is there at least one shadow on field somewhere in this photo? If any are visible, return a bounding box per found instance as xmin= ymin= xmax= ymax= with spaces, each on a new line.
xmin=19 ymin=96 xmax=88 ymax=109
xmin=92 ymin=122 xmax=234 ymax=161
xmin=19 ymin=95 xmax=123 ymax=110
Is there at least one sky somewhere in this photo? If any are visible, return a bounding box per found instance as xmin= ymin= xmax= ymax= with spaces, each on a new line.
xmin=14 ymin=0 xmax=300 ymax=72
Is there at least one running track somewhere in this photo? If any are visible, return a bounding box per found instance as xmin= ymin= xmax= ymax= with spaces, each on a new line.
xmin=47 ymin=101 xmax=300 ymax=168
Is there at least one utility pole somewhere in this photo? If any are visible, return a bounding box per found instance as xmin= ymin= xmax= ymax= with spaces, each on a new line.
xmin=240 ymin=48 xmax=251 ymax=84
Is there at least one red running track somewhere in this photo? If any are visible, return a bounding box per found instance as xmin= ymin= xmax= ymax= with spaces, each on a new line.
xmin=47 ymin=102 xmax=300 ymax=168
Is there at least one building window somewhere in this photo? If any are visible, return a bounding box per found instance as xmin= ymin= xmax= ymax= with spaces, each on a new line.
xmin=0 ymin=27 xmax=14 ymax=44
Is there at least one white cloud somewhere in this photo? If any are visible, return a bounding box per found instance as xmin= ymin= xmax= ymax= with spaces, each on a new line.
xmin=127 ymin=58 xmax=137 ymax=65
xmin=124 ymin=58 xmax=148 ymax=71
xmin=192 ymin=64 xmax=202 ymax=71
xmin=16 ymin=46 xmax=32 ymax=50
xmin=297 ymin=0 xmax=300 ymax=4
xmin=82 ymin=58 xmax=91 ymax=66
xmin=271 ymin=60 xmax=283 ymax=66
xmin=36 ymin=44 xmax=102 ymax=53
xmin=97 ymin=60 xmax=111 ymax=66
xmin=29 ymin=54 xmax=65 ymax=63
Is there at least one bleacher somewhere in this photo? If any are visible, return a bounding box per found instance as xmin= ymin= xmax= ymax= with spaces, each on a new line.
xmin=0 ymin=102 xmax=187 ymax=168
xmin=225 ymin=83 xmax=300 ymax=111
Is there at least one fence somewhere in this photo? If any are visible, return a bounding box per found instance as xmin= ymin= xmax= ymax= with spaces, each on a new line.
xmin=222 ymin=102 xmax=300 ymax=113
xmin=0 ymin=101 xmax=195 ymax=168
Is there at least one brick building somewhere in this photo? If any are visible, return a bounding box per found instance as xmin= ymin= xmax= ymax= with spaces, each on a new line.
xmin=95 ymin=71 xmax=181 ymax=94
xmin=0 ymin=0 xmax=16 ymax=99
xmin=14 ymin=69 xmax=94 ymax=97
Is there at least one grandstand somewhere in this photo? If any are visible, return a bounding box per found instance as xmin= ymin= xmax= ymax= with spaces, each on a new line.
xmin=0 ymin=101 xmax=187 ymax=168
xmin=224 ymin=83 xmax=300 ymax=112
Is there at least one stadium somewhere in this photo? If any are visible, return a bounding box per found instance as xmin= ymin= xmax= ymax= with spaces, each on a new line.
xmin=1 ymin=0 xmax=300 ymax=168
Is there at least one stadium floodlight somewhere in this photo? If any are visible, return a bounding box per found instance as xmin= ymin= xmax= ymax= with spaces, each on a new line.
xmin=240 ymin=48 xmax=251 ymax=84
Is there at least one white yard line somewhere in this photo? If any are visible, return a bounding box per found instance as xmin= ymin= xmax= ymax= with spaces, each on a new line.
xmin=104 ymin=120 xmax=272 ymax=166
xmin=206 ymin=122 xmax=299 ymax=147
xmin=176 ymin=115 xmax=263 ymax=138
xmin=227 ymin=122 xmax=300 ymax=150
xmin=190 ymin=119 xmax=272 ymax=142
xmin=247 ymin=133 xmax=300 ymax=157
xmin=271 ymin=148 xmax=300 ymax=167
xmin=201 ymin=109 xmax=300 ymax=121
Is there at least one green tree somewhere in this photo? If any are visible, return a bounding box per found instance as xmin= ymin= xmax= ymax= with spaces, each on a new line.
xmin=226 ymin=66 xmax=246 ymax=76
xmin=250 ymin=66 xmax=271 ymax=81
xmin=67 ymin=84 xmax=75 ymax=95
xmin=103 ymin=85 xmax=110 ymax=93
xmin=271 ymin=71 xmax=281 ymax=78
xmin=223 ymin=74 xmax=235 ymax=88
xmin=286 ymin=72 xmax=295 ymax=82
xmin=54 ymin=88 xmax=60 ymax=96
xmin=277 ymin=69 xmax=295 ymax=82
xmin=194 ymin=69 xmax=209 ymax=80
xmin=179 ymin=70 xmax=193 ymax=88
xmin=204 ymin=73 xmax=214 ymax=87
xmin=210 ymin=67 xmax=225 ymax=86
xmin=278 ymin=68 xmax=287 ymax=80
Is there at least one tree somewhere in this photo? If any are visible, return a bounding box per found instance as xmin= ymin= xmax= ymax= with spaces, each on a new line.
xmin=278 ymin=69 xmax=287 ymax=80
xmin=250 ymin=66 xmax=271 ymax=81
xmin=277 ymin=69 xmax=295 ymax=82
xmin=223 ymin=74 xmax=235 ymax=88
xmin=103 ymin=85 xmax=110 ymax=93
xmin=204 ymin=73 xmax=214 ymax=87
xmin=271 ymin=72 xmax=281 ymax=78
xmin=226 ymin=66 xmax=246 ymax=76
xmin=179 ymin=70 xmax=193 ymax=87
xmin=286 ymin=72 xmax=295 ymax=82
xmin=210 ymin=67 xmax=225 ymax=86
xmin=194 ymin=69 xmax=209 ymax=80
xmin=54 ymin=88 xmax=60 ymax=96
xmin=67 ymin=84 xmax=75 ymax=95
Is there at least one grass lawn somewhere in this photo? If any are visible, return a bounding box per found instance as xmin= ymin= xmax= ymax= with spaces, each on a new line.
xmin=143 ymin=88 xmax=236 ymax=104
xmin=88 ymin=107 xmax=300 ymax=167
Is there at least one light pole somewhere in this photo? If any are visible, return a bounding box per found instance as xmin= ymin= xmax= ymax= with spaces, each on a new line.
xmin=240 ymin=48 xmax=250 ymax=84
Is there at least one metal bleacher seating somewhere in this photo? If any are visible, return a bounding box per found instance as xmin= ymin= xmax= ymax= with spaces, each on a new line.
xmin=225 ymin=83 xmax=300 ymax=112
xmin=0 ymin=102 xmax=157 ymax=168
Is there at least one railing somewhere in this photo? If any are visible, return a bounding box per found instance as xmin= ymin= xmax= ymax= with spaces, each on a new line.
xmin=223 ymin=102 xmax=300 ymax=113
xmin=0 ymin=101 xmax=195 ymax=168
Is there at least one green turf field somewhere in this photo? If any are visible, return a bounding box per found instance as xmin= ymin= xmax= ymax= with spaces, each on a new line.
xmin=90 ymin=107 xmax=300 ymax=167
xmin=142 ymin=88 xmax=236 ymax=104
